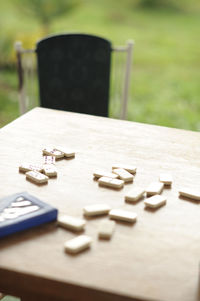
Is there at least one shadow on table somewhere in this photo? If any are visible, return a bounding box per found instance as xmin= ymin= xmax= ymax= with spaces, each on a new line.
xmin=0 ymin=222 xmax=57 ymax=250
xmin=179 ymin=195 xmax=200 ymax=205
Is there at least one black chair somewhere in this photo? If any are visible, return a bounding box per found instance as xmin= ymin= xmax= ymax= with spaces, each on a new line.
xmin=15 ymin=33 xmax=134 ymax=119
xmin=37 ymin=33 xmax=111 ymax=117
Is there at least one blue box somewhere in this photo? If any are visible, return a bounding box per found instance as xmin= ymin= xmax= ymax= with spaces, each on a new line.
xmin=0 ymin=192 xmax=58 ymax=238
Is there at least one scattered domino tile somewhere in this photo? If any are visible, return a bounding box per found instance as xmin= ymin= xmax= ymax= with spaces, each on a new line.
xmin=98 ymin=177 xmax=124 ymax=189
xmin=109 ymin=209 xmax=137 ymax=223
xmin=83 ymin=204 xmax=111 ymax=216
xmin=125 ymin=188 xmax=145 ymax=203
xmin=146 ymin=182 xmax=164 ymax=196
xmin=43 ymin=156 xmax=56 ymax=165
xmin=112 ymin=164 xmax=137 ymax=174
xmin=26 ymin=170 xmax=49 ymax=184
xmin=43 ymin=164 xmax=57 ymax=177
xmin=98 ymin=220 xmax=115 ymax=239
xmin=55 ymin=147 xmax=75 ymax=158
xmin=64 ymin=235 xmax=92 ymax=254
xmin=179 ymin=188 xmax=200 ymax=201
xmin=112 ymin=168 xmax=134 ymax=183
xmin=58 ymin=215 xmax=86 ymax=232
xmin=144 ymin=195 xmax=167 ymax=209
xmin=19 ymin=163 xmax=43 ymax=173
xmin=42 ymin=148 xmax=64 ymax=159
xmin=93 ymin=170 xmax=119 ymax=179
xmin=159 ymin=173 xmax=173 ymax=185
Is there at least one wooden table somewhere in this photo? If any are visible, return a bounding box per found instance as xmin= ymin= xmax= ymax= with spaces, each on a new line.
xmin=0 ymin=107 xmax=200 ymax=301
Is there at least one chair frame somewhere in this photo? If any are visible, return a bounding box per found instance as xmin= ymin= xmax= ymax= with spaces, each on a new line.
xmin=15 ymin=37 xmax=134 ymax=120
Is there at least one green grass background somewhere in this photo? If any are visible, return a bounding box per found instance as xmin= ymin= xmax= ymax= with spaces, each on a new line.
xmin=0 ymin=0 xmax=200 ymax=130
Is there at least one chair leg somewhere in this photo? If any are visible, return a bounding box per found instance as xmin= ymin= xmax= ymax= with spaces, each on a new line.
xmin=120 ymin=40 xmax=134 ymax=120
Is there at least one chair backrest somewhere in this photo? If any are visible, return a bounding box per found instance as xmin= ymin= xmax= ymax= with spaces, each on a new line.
xmin=15 ymin=34 xmax=133 ymax=119
xmin=36 ymin=34 xmax=112 ymax=117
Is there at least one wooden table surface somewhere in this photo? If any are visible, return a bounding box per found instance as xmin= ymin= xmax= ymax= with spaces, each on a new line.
xmin=0 ymin=107 xmax=200 ymax=301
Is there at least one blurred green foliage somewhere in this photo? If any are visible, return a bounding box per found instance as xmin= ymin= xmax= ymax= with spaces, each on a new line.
xmin=137 ymin=0 xmax=189 ymax=10
xmin=138 ymin=0 xmax=200 ymax=11
xmin=0 ymin=0 xmax=200 ymax=130
xmin=13 ymin=0 xmax=80 ymax=34
xmin=0 ymin=0 xmax=81 ymax=66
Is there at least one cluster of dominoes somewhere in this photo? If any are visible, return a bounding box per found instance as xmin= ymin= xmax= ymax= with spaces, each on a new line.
xmin=125 ymin=173 xmax=173 ymax=209
xmin=59 ymin=169 xmax=174 ymax=254
xmin=93 ymin=164 xmax=137 ymax=189
xmin=58 ymin=205 xmax=136 ymax=254
xmin=94 ymin=165 xmax=173 ymax=209
xmin=18 ymin=147 xmax=75 ymax=184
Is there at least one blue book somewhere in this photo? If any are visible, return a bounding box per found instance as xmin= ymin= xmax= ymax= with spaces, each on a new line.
xmin=0 ymin=192 xmax=58 ymax=238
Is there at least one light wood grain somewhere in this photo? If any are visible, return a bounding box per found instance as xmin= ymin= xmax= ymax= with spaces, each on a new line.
xmin=0 ymin=107 xmax=200 ymax=301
